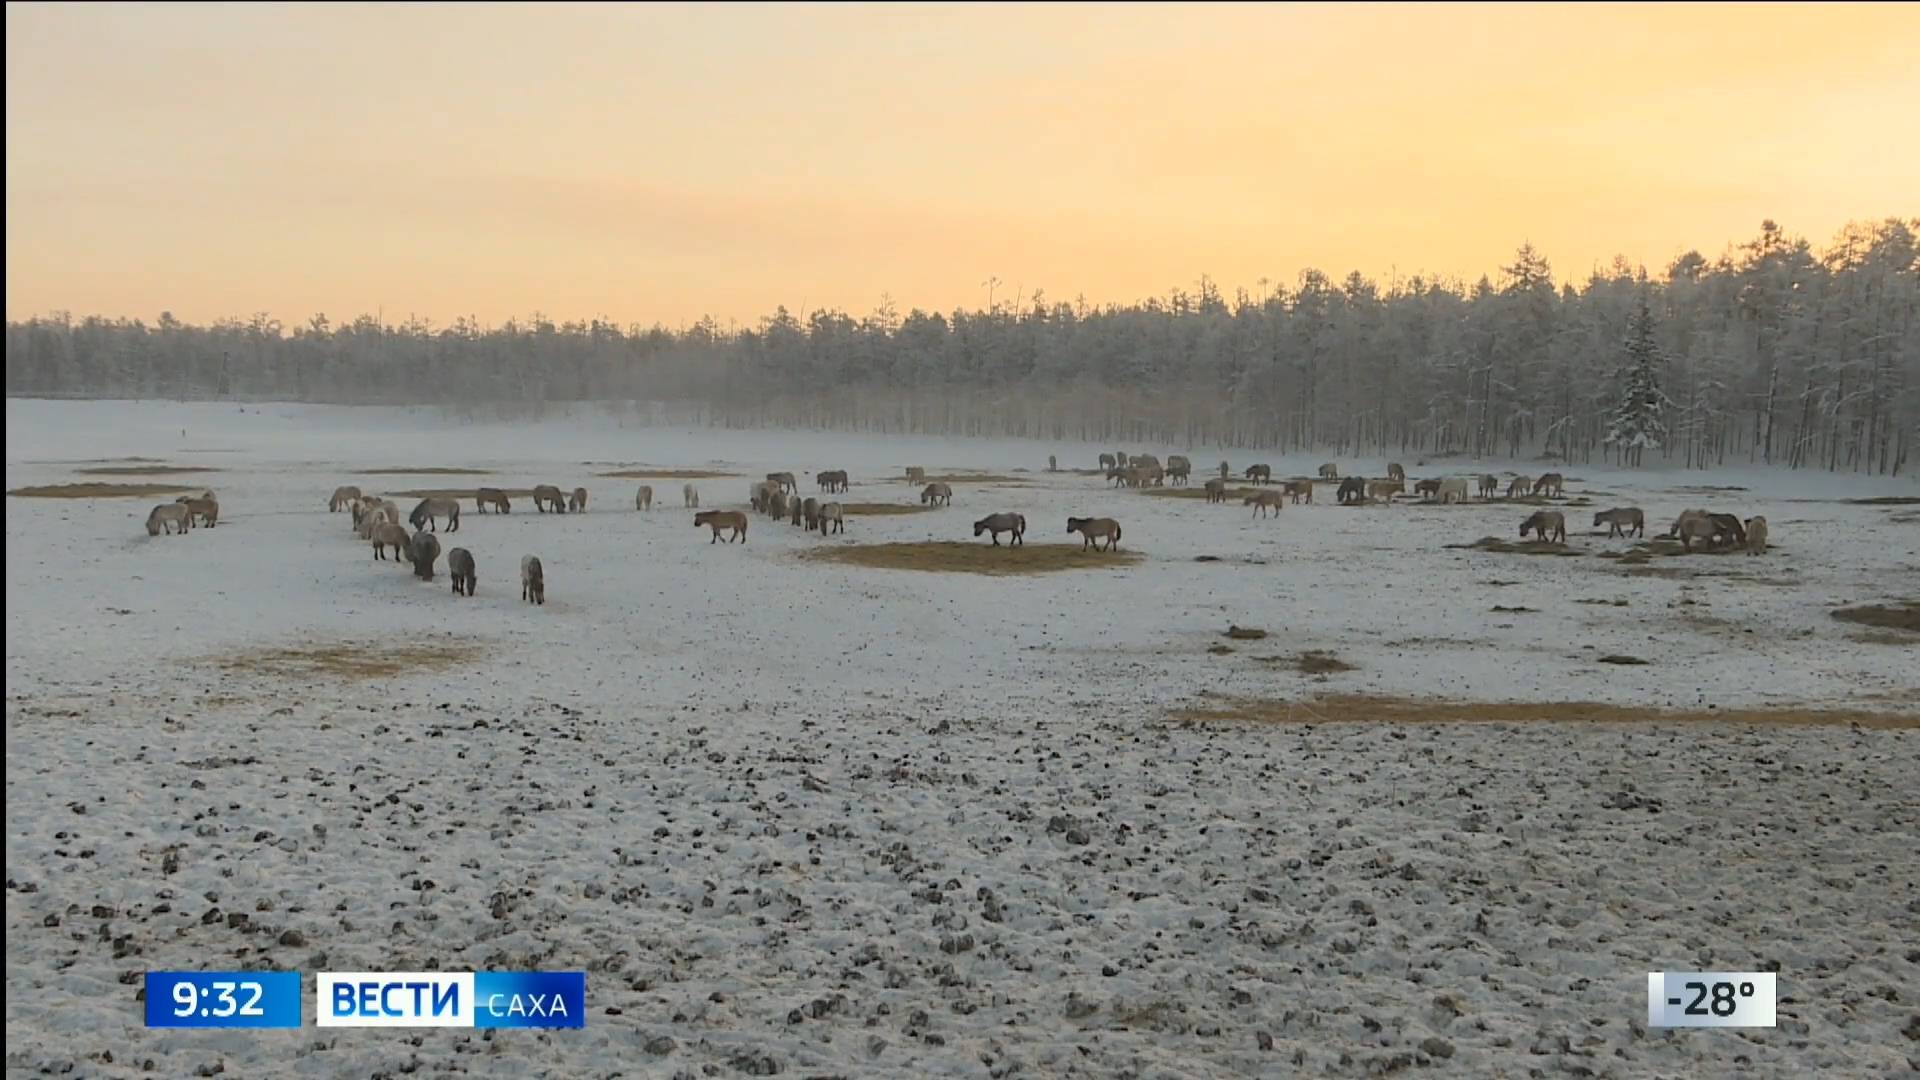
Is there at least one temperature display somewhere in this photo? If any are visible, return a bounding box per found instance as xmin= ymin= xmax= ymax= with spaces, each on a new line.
xmin=1646 ymin=972 xmax=1776 ymax=1028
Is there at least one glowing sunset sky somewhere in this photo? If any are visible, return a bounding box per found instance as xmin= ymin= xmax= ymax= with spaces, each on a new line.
xmin=6 ymin=3 xmax=1917 ymax=327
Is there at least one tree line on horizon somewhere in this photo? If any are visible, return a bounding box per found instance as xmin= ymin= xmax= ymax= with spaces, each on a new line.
xmin=5 ymin=217 xmax=1916 ymax=474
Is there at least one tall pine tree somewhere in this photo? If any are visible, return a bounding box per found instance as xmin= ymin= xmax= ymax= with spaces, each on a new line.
xmin=1607 ymin=296 xmax=1669 ymax=466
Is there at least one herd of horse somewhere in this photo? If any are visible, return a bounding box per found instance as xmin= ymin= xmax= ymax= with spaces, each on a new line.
xmin=138 ymin=456 xmax=1772 ymax=613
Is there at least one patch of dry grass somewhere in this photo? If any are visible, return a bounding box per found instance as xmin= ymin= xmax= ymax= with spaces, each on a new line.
xmin=1173 ymin=694 xmax=1919 ymax=729
xmin=1224 ymin=625 xmax=1268 ymax=640
xmin=1832 ymin=601 xmax=1920 ymax=634
xmin=798 ymin=541 xmax=1142 ymax=575
xmin=927 ymin=473 xmax=1026 ymax=484
xmin=1295 ymin=650 xmax=1356 ymax=674
xmin=1847 ymin=496 xmax=1920 ymax=506
xmin=1139 ymin=486 xmax=1259 ymax=500
xmin=74 ymin=464 xmax=220 ymax=476
xmin=1445 ymin=536 xmax=1585 ymax=556
xmin=360 ymin=467 xmax=492 ymax=476
xmin=385 ymin=487 xmax=539 ymax=500
xmin=8 ymin=482 xmax=203 ymax=499
xmin=213 ymin=641 xmax=483 ymax=680
xmin=1848 ymin=629 xmax=1918 ymax=646
xmin=598 ymin=468 xmax=740 ymax=479
xmin=838 ymin=502 xmax=934 ymax=516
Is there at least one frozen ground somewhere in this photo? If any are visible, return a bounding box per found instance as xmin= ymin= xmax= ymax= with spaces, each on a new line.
xmin=5 ymin=398 xmax=1918 ymax=1078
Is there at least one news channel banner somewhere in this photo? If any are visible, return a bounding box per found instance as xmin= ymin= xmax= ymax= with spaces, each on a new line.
xmin=145 ymin=971 xmax=586 ymax=1029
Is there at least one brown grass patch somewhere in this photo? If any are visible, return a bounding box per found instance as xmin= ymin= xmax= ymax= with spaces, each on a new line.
xmin=7 ymin=482 xmax=203 ymax=499
xmin=927 ymin=473 xmax=1026 ymax=484
xmin=213 ymin=641 xmax=482 ymax=680
xmin=1846 ymin=496 xmax=1920 ymax=506
xmin=1849 ymin=629 xmax=1919 ymax=647
xmin=1224 ymin=625 xmax=1268 ymax=640
xmin=838 ymin=502 xmax=935 ymax=516
xmin=1173 ymin=693 xmax=1919 ymax=729
xmin=384 ymin=487 xmax=539 ymax=500
xmin=73 ymin=464 xmax=220 ymax=476
xmin=1502 ymin=494 xmax=1594 ymax=507
xmin=798 ymin=541 xmax=1142 ymax=575
xmin=1140 ymin=486 xmax=1259 ymax=500
xmin=1445 ymin=536 xmax=1584 ymax=556
xmin=598 ymin=468 xmax=740 ymax=479
xmin=1831 ymin=602 xmax=1920 ymax=634
xmin=359 ymin=467 xmax=492 ymax=476
xmin=1295 ymin=650 xmax=1356 ymax=674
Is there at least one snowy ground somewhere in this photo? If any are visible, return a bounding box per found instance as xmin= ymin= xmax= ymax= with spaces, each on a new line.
xmin=6 ymin=399 xmax=1917 ymax=1078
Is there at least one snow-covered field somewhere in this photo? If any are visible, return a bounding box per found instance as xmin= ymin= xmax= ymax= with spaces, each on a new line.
xmin=6 ymin=398 xmax=1917 ymax=1078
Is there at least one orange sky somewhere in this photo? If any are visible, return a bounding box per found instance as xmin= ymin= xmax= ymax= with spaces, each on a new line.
xmin=6 ymin=2 xmax=1917 ymax=328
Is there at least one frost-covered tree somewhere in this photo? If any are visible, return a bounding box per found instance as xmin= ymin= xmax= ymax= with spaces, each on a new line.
xmin=1607 ymin=297 xmax=1669 ymax=466
xmin=7 ymin=217 xmax=1916 ymax=474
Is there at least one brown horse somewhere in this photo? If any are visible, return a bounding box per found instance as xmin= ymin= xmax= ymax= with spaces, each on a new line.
xmin=1067 ymin=516 xmax=1123 ymax=550
xmin=695 ymin=510 xmax=748 ymax=543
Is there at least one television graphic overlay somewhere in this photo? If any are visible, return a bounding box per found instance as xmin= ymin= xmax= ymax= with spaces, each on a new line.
xmin=145 ymin=972 xmax=302 ymax=1029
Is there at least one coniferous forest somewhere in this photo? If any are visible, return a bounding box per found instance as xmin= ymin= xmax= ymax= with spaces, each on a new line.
xmin=7 ymin=218 xmax=1916 ymax=473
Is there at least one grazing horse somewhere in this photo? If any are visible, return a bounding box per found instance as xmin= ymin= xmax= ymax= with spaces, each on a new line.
xmin=1745 ymin=516 xmax=1769 ymax=555
xmin=1099 ymin=453 xmax=1117 ymax=470
xmin=520 ymin=555 xmax=545 ymax=604
xmin=370 ymin=522 xmax=410 ymax=561
xmin=531 ymin=484 xmax=568 ymax=513
xmin=1244 ymin=491 xmax=1286 ymax=518
xmin=791 ymin=495 xmax=803 ymax=526
xmin=817 ymin=502 xmax=845 ymax=534
xmin=1244 ymin=464 xmax=1272 ymax=485
xmin=1166 ymin=455 xmax=1192 ymax=485
xmin=448 ymin=547 xmax=476 ymax=596
xmin=1337 ymin=477 xmax=1367 ymax=505
xmin=634 ymin=485 xmax=653 ymax=510
xmin=1318 ymin=463 xmax=1339 ymax=479
xmin=568 ymin=487 xmax=589 ymax=512
xmin=1282 ymin=478 xmax=1314 ymax=504
xmin=1386 ymin=463 xmax=1406 ymax=483
xmin=695 ymin=510 xmax=748 ymax=544
xmin=1435 ymin=477 xmax=1470 ymax=504
xmin=1519 ymin=510 xmax=1567 ymax=544
xmin=802 ymin=496 xmax=820 ymax=531
xmin=683 ymin=483 xmax=700 ymax=509
xmin=181 ymin=496 xmax=219 ymax=528
xmin=1531 ymin=473 xmax=1565 ymax=498
xmin=1670 ymin=509 xmax=1715 ymax=551
xmin=1413 ymin=478 xmax=1442 ymax=501
xmin=146 ymin=503 xmax=191 ymax=535
xmin=1219 ymin=461 xmax=1231 ymax=480
xmin=769 ymin=490 xmax=789 ymax=520
xmin=410 ymin=497 xmax=461 ymax=533
xmin=767 ymin=471 xmax=797 ymax=494
xmin=973 ymin=512 xmax=1026 ymax=546
xmin=475 ymin=488 xmax=511 ymax=514
xmin=1067 ymin=516 xmax=1123 ymax=551
xmin=407 ymin=530 xmax=442 ymax=579
xmin=1506 ymin=476 xmax=1530 ymax=499
xmin=1204 ymin=478 xmax=1228 ymax=503
xmin=817 ymin=470 xmax=849 ymax=494
xmin=1477 ymin=474 xmax=1499 ymax=499
xmin=1366 ymin=479 xmax=1403 ymax=503
xmin=905 ymin=466 xmax=926 ymax=485
xmin=1708 ymin=513 xmax=1747 ymax=548
xmin=1593 ymin=507 xmax=1644 ymax=538
xmin=921 ymin=482 xmax=953 ymax=506
xmin=329 ymin=486 xmax=362 ymax=512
